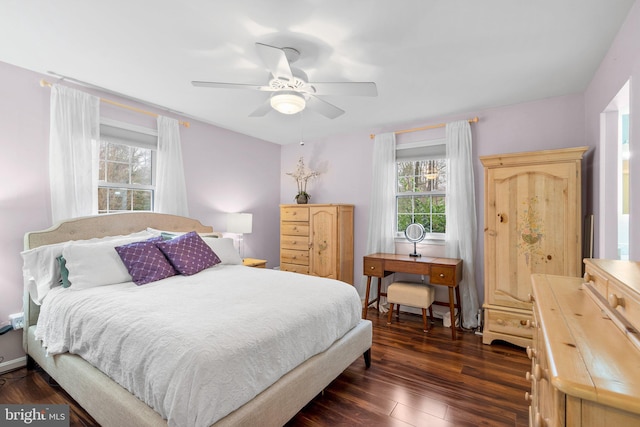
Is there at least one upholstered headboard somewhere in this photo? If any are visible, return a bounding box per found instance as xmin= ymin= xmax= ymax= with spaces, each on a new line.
xmin=23 ymin=212 xmax=216 ymax=351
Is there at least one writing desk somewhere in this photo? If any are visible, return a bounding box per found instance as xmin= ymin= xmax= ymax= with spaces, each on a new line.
xmin=363 ymin=253 xmax=463 ymax=339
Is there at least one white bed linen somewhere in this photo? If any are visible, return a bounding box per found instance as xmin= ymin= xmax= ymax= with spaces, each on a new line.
xmin=35 ymin=265 xmax=362 ymax=427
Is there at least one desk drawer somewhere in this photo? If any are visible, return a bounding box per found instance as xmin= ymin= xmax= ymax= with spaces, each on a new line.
xmin=281 ymin=222 xmax=309 ymax=236
xmin=431 ymin=265 xmax=456 ymax=286
xmin=281 ymin=249 xmax=309 ymax=266
xmin=363 ymin=258 xmax=384 ymax=277
xmin=281 ymin=207 xmax=309 ymax=222
xmin=486 ymin=308 xmax=533 ymax=340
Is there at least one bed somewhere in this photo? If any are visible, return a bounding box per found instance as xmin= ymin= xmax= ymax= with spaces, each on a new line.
xmin=22 ymin=212 xmax=372 ymax=427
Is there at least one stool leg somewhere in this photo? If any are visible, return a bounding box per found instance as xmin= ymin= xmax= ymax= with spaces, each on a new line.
xmin=387 ymin=303 xmax=394 ymax=325
xmin=396 ymin=303 xmax=400 ymax=318
xmin=429 ymin=306 xmax=434 ymax=322
xmin=422 ymin=308 xmax=428 ymax=332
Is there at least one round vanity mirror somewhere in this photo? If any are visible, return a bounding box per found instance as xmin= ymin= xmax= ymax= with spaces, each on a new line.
xmin=405 ymin=223 xmax=426 ymax=257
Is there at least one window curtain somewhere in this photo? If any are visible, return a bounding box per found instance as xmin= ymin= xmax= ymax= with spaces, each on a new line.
xmin=155 ymin=116 xmax=189 ymax=216
xmin=49 ymin=84 xmax=100 ymax=224
xmin=445 ymin=120 xmax=480 ymax=328
xmin=364 ymin=132 xmax=396 ymax=311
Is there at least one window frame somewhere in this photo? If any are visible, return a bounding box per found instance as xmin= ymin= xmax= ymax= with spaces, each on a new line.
xmin=395 ymin=139 xmax=448 ymax=242
xmin=98 ymin=118 xmax=158 ymax=214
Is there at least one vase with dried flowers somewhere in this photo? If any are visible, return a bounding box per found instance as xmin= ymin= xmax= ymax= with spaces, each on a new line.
xmin=286 ymin=157 xmax=320 ymax=204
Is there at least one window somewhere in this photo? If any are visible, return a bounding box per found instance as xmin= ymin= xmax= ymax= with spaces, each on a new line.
xmin=395 ymin=141 xmax=447 ymax=239
xmin=98 ymin=120 xmax=157 ymax=214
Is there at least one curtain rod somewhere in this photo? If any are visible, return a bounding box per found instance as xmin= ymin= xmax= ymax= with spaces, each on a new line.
xmin=39 ymin=79 xmax=190 ymax=128
xmin=370 ymin=116 xmax=478 ymax=139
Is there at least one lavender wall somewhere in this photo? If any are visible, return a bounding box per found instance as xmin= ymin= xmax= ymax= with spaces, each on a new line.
xmin=584 ymin=0 xmax=640 ymax=261
xmin=0 ymin=61 xmax=281 ymax=364
xmin=281 ymin=93 xmax=586 ymax=301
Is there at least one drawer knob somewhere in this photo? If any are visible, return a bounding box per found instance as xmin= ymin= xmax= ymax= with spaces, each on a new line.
xmin=439 ymin=273 xmax=445 ymax=278
xmin=525 ymin=392 xmax=533 ymax=402
xmin=496 ymin=318 xmax=505 ymax=325
xmin=533 ymin=364 xmax=545 ymax=381
xmin=528 ymin=294 xmax=535 ymax=303
xmin=370 ymin=266 xmax=375 ymax=270
xmin=584 ymin=272 xmax=593 ymax=283
xmin=525 ymin=319 xmax=537 ymax=328
xmin=526 ymin=346 xmax=537 ymax=360
xmin=608 ymin=293 xmax=624 ymax=309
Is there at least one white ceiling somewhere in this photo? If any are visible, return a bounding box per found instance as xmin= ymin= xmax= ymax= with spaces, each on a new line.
xmin=1 ymin=1 xmax=635 ymax=145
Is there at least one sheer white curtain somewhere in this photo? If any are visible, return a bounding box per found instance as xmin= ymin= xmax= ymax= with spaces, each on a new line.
xmin=445 ymin=120 xmax=480 ymax=328
xmin=155 ymin=116 xmax=189 ymax=216
xmin=49 ymin=84 xmax=100 ymax=224
xmin=364 ymin=132 xmax=396 ymax=309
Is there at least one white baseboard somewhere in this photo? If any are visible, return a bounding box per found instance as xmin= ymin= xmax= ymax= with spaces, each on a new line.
xmin=0 ymin=356 xmax=27 ymax=374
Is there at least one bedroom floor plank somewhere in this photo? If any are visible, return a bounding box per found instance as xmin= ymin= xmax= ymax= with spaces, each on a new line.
xmin=1 ymin=309 xmax=530 ymax=427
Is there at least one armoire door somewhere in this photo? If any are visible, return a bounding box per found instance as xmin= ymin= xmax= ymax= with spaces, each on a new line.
xmin=485 ymin=162 xmax=581 ymax=310
xmin=309 ymin=206 xmax=338 ymax=279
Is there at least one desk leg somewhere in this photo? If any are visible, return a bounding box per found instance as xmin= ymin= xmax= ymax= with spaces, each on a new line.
xmin=448 ymin=287 xmax=457 ymax=340
xmin=455 ymin=285 xmax=463 ymax=329
xmin=363 ymin=276 xmax=372 ymax=319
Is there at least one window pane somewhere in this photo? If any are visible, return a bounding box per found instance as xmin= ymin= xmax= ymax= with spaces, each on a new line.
xmin=98 ymin=187 xmax=108 ymax=213
xmin=432 ymin=214 xmax=446 ymax=233
xmin=107 ymin=143 xmax=130 ymax=162
xmin=106 ymin=161 xmax=130 ymax=184
xmin=432 ymin=195 xmax=446 ymax=213
xmin=131 ymin=147 xmax=152 ymax=185
xmin=397 ymin=196 xmax=413 ymax=213
xmin=132 ymin=190 xmax=152 ymax=211
xmin=397 ymin=214 xmax=412 ymax=233
xmin=108 ymin=188 xmax=131 ymax=211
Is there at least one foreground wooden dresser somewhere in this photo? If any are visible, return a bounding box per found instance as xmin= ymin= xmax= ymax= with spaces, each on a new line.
xmin=528 ymin=259 xmax=640 ymax=426
xmin=280 ymin=204 xmax=354 ymax=284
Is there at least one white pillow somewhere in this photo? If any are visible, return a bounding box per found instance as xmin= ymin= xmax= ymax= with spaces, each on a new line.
xmin=22 ymin=230 xmax=154 ymax=303
xmin=202 ymin=237 xmax=243 ymax=265
xmin=63 ymin=233 xmax=157 ymax=290
xmin=147 ymin=227 xmax=222 ymax=238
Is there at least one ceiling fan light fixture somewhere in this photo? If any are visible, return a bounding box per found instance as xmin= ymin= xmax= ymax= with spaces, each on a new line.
xmin=270 ymin=91 xmax=306 ymax=115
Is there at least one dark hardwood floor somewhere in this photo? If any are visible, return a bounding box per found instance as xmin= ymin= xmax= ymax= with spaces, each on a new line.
xmin=0 ymin=309 xmax=531 ymax=426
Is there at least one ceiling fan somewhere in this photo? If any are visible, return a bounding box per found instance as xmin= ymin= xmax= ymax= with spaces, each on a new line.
xmin=191 ymin=42 xmax=377 ymax=119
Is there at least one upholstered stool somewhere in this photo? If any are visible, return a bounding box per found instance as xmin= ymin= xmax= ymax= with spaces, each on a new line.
xmin=387 ymin=281 xmax=436 ymax=332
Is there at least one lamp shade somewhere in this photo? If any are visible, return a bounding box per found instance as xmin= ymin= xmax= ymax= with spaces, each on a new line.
xmin=227 ymin=213 xmax=253 ymax=234
xmin=270 ymin=91 xmax=306 ymax=115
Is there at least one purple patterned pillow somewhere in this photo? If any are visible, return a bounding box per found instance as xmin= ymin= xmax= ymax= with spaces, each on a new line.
xmin=155 ymin=231 xmax=221 ymax=276
xmin=115 ymin=237 xmax=177 ymax=285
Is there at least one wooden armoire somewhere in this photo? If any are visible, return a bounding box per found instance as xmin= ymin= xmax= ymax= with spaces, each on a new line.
xmin=481 ymin=147 xmax=588 ymax=347
xmin=279 ymin=204 xmax=354 ymax=284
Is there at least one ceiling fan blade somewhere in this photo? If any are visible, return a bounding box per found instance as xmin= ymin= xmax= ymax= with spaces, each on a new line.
xmin=248 ymin=99 xmax=273 ymax=117
xmin=306 ymin=82 xmax=378 ymax=97
xmin=255 ymin=43 xmax=293 ymax=80
xmin=305 ymin=95 xmax=345 ymax=119
xmin=191 ymin=81 xmax=273 ymax=91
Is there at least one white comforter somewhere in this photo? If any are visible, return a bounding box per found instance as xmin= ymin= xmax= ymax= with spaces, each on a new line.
xmin=35 ymin=265 xmax=362 ymax=427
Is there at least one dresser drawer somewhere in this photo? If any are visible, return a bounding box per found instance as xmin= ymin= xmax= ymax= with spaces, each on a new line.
xmin=280 ymin=234 xmax=308 ymax=250
xmin=363 ymin=258 xmax=384 ymax=277
xmin=584 ymin=266 xmax=608 ymax=300
xmin=281 ymin=222 xmax=309 ymax=236
xmin=281 ymin=207 xmax=309 ymax=222
xmin=486 ymin=309 xmax=534 ymax=340
xmin=280 ymin=263 xmax=309 ymax=274
xmin=608 ymin=279 xmax=640 ymax=333
xmin=281 ymin=249 xmax=309 ymax=266
xmin=430 ymin=265 xmax=456 ymax=286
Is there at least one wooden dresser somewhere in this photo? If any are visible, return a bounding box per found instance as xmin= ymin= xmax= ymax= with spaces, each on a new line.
xmin=528 ymin=259 xmax=640 ymax=426
xmin=279 ymin=204 xmax=354 ymax=284
xmin=481 ymin=147 xmax=588 ymax=348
